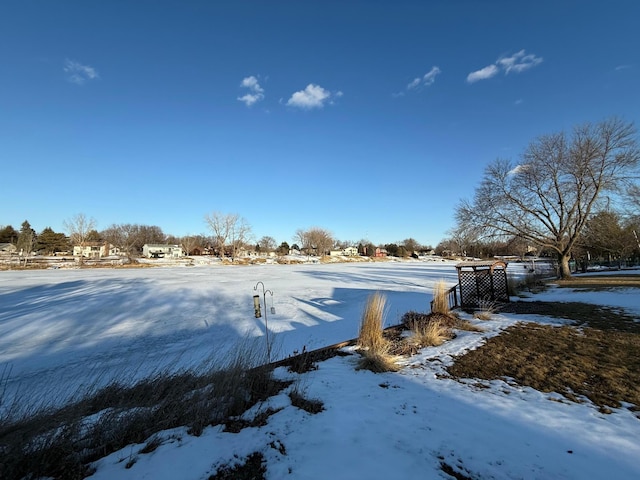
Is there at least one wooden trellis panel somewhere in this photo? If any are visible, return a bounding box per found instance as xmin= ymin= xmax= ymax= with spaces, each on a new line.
xmin=456 ymin=261 xmax=509 ymax=309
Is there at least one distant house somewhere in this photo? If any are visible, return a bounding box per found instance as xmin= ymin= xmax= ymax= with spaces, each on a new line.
xmin=374 ymin=248 xmax=388 ymax=258
xmin=0 ymin=243 xmax=17 ymax=255
xmin=142 ymin=244 xmax=184 ymax=258
xmin=329 ymin=246 xmax=359 ymax=257
xmin=73 ymin=242 xmax=119 ymax=258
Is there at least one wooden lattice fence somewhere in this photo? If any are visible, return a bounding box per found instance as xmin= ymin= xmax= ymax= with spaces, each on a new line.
xmin=456 ymin=261 xmax=509 ymax=309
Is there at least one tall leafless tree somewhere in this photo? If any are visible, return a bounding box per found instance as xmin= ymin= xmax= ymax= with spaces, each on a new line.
xmin=295 ymin=227 xmax=334 ymax=256
xmin=204 ymin=212 xmax=252 ymax=260
xmin=456 ymin=118 xmax=640 ymax=278
xmin=257 ymin=236 xmax=277 ymax=253
xmin=180 ymin=235 xmax=199 ymax=256
xmin=64 ymin=213 xmax=97 ymax=265
xmin=101 ymin=223 xmax=142 ymax=259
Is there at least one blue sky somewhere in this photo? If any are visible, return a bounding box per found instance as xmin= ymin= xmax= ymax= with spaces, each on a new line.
xmin=1 ymin=1 xmax=639 ymax=248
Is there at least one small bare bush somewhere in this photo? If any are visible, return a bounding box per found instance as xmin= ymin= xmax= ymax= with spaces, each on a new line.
xmin=431 ymin=280 xmax=451 ymax=315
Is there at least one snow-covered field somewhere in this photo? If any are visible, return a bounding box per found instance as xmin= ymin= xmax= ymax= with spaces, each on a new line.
xmin=1 ymin=261 xmax=639 ymax=479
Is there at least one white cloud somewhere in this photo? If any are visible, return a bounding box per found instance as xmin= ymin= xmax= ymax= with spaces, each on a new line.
xmin=498 ymin=50 xmax=543 ymax=74
xmin=467 ymin=50 xmax=543 ymax=84
xmin=286 ymin=84 xmax=333 ymax=109
xmin=407 ymin=66 xmax=441 ymax=90
xmin=237 ymin=75 xmax=264 ymax=107
xmin=64 ymin=59 xmax=99 ymax=85
xmin=466 ymin=64 xmax=499 ymax=83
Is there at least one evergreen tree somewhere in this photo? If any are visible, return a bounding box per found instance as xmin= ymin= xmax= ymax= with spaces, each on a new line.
xmin=0 ymin=225 xmax=18 ymax=244
xmin=36 ymin=227 xmax=70 ymax=254
xmin=277 ymin=241 xmax=290 ymax=255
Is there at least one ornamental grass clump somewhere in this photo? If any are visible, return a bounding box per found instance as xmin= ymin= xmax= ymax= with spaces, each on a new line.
xmin=409 ymin=319 xmax=452 ymax=348
xmin=431 ymin=280 xmax=450 ymax=315
xmin=356 ymin=293 xmax=399 ymax=372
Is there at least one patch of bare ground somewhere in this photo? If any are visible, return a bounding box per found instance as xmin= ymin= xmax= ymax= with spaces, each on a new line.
xmin=448 ymin=275 xmax=640 ymax=414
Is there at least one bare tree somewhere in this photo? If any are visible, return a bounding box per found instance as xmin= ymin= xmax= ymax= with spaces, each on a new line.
xmin=456 ymin=118 xmax=640 ymax=278
xmin=294 ymin=229 xmax=311 ymax=254
xmin=401 ymin=238 xmax=421 ymax=256
xmin=629 ymin=183 xmax=640 ymax=214
xmin=580 ymin=210 xmax=636 ymax=267
xmin=17 ymin=220 xmax=35 ymax=267
xmin=296 ymin=227 xmax=334 ymax=256
xmin=257 ymin=236 xmax=277 ymax=253
xmin=229 ymin=216 xmax=253 ymax=259
xmin=204 ymin=212 xmax=252 ymax=260
xmin=181 ymin=235 xmax=199 ymax=256
xmin=101 ymin=224 xmax=141 ymax=259
xmin=64 ymin=213 xmax=97 ymax=264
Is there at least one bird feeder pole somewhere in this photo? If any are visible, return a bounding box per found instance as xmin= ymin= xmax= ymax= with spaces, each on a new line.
xmin=254 ymin=281 xmax=274 ymax=362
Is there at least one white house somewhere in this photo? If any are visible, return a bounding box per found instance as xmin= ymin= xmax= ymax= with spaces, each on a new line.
xmin=73 ymin=242 xmax=119 ymax=258
xmin=329 ymin=246 xmax=359 ymax=257
xmin=142 ymin=244 xmax=184 ymax=258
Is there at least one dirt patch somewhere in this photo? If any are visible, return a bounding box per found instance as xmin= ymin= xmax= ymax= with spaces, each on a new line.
xmin=448 ymin=296 xmax=640 ymax=413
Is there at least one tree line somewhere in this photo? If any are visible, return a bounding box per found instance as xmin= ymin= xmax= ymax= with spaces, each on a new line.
xmin=0 ymin=213 xmax=435 ymax=261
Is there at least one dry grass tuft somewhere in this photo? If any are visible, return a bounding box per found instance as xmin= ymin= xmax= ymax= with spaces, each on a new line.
xmin=358 ymin=292 xmax=388 ymax=353
xmin=454 ymin=319 xmax=484 ymax=332
xmin=431 ymin=280 xmax=451 ymax=315
xmin=473 ymin=300 xmax=497 ymax=320
xmin=356 ymin=293 xmax=399 ymax=372
xmin=409 ymin=320 xmax=452 ymax=348
xmin=357 ymin=350 xmax=401 ymax=373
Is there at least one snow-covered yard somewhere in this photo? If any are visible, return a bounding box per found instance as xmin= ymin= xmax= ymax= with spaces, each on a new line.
xmin=1 ymin=261 xmax=639 ymax=479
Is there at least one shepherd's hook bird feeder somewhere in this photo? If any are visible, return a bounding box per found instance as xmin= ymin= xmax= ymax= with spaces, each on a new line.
xmin=254 ymin=281 xmax=274 ymax=362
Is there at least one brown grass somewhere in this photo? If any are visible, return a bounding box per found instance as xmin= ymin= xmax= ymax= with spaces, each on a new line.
xmin=357 ymin=350 xmax=401 ymax=373
xmin=357 ymin=292 xmax=388 ymax=352
xmin=0 ymin=341 xmax=287 ymax=480
xmin=431 ymin=280 xmax=451 ymax=315
xmin=448 ymin=296 xmax=640 ymax=414
xmin=357 ymin=293 xmax=399 ymax=372
xmin=473 ymin=300 xmax=498 ymax=320
xmin=409 ymin=320 xmax=451 ymax=348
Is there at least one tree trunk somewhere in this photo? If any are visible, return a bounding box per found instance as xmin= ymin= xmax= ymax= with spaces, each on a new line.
xmin=558 ymin=252 xmax=572 ymax=279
